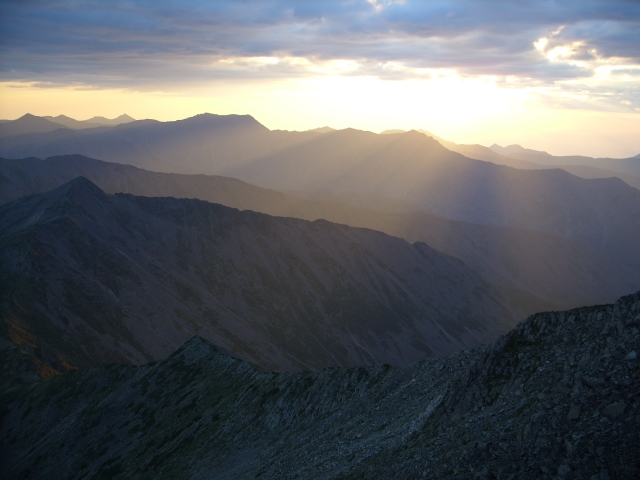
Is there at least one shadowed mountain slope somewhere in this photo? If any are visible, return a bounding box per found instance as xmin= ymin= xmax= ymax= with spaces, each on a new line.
xmin=2 ymin=291 xmax=638 ymax=479
xmin=0 ymin=177 xmax=536 ymax=373
xmin=2 ymin=155 xmax=638 ymax=309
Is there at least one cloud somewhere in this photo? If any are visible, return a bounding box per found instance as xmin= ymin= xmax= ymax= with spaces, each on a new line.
xmin=0 ymin=0 xmax=639 ymax=110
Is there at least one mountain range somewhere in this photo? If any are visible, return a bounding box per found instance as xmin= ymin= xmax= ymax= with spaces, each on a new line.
xmin=1 ymin=114 xmax=639 ymax=273
xmin=42 ymin=114 xmax=135 ymax=130
xmin=1 ymin=111 xmax=639 ymax=478
xmin=489 ymin=143 xmax=640 ymax=178
xmin=0 ymin=113 xmax=135 ymax=138
xmin=2 ymin=155 xmax=638 ymax=310
xmin=1 ymin=177 xmax=539 ymax=373
xmin=407 ymin=130 xmax=640 ymax=190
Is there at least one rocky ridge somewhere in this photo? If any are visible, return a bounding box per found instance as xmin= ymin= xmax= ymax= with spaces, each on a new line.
xmin=1 ymin=291 xmax=638 ymax=479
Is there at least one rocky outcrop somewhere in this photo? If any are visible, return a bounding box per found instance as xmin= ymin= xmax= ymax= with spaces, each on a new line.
xmin=1 ymin=291 xmax=638 ymax=479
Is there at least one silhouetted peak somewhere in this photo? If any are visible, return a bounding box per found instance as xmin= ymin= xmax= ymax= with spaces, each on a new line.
xmin=84 ymin=114 xmax=136 ymax=125
xmin=56 ymin=176 xmax=108 ymax=201
xmin=177 ymin=113 xmax=269 ymax=132
xmin=115 ymin=114 xmax=135 ymax=121
xmin=307 ymin=126 xmax=335 ymax=133
xmin=13 ymin=114 xmax=64 ymax=126
xmin=504 ymin=144 xmax=526 ymax=151
xmin=0 ymin=114 xmax=70 ymax=137
xmin=403 ymin=129 xmax=444 ymax=146
xmin=490 ymin=143 xmax=551 ymax=157
xmin=489 ymin=144 xmax=506 ymax=155
xmin=51 ymin=114 xmax=75 ymax=121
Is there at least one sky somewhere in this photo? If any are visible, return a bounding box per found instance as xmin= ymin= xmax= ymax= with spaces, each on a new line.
xmin=0 ymin=0 xmax=639 ymax=157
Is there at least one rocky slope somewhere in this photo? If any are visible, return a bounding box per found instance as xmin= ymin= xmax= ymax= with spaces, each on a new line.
xmin=1 ymin=290 xmax=638 ymax=479
xmin=3 ymin=155 xmax=637 ymax=309
xmin=0 ymin=177 xmax=536 ymax=373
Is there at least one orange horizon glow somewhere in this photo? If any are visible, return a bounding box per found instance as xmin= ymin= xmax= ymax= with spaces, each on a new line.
xmin=1 ymin=76 xmax=639 ymax=159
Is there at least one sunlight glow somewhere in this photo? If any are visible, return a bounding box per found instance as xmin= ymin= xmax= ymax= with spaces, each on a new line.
xmin=2 ymin=71 xmax=638 ymax=158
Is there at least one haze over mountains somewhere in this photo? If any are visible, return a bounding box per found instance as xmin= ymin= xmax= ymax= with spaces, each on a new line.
xmin=1 ymin=115 xmax=639 ymax=265
xmin=41 ymin=114 xmax=135 ymax=130
xmin=394 ymin=129 xmax=640 ymax=190
xmin=1 ymin=112 xmax=639 ymax=371
xmin=2 ymin=155 xmax=638 ymax=311
xmin=0 ymin=113 xmax=135 ymax=138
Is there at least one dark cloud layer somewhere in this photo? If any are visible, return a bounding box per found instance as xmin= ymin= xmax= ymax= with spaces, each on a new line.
xmin=1 ymin=0 xmax=639 ymax=104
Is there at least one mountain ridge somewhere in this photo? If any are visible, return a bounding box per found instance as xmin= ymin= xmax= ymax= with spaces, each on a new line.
xmin=1 ymin=114 xmax=639 ymax=270
xmin=2 ymin=155 xmax=637 ymax=308
xmin=2 ymin=289 xmax=638 ymax=479
xmin=0 ymin=114 xmax=70 ymax=138
xmin=0 ymin=177 xmax=537 ymax=372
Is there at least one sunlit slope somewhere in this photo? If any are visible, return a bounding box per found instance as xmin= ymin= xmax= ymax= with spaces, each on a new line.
xmin=2 ymin=155 xmax=637 ymax=308
xmin=0 ymin=177 xmax=535 ymax=372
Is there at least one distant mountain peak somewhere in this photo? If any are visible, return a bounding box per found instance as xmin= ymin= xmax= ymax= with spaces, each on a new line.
xmin=307 ymin=126 xmax=335 ymax=133
xmin=178 ymin=113 xmax=269 ymax=132
xmin=504 ymin=144 xmax=526 ymax=151
xmin=0 ymin=113 xmax=69 ymax=137
xmin=490 ymin=143 xmax=551 ymax=157
xmin=28 ymin=176 xmax=113 ymax=226
xmin=84 ymin=114 xmax=136 ymax=126
xmin=50 ymin=114 xmax=75 ymax=121
xmin=51 ymin=176 xmax=108 ymax=204
xmin=489 ymin=143 xmax=506 ymax=154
